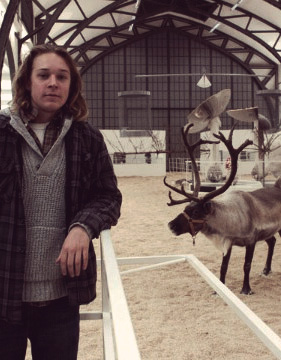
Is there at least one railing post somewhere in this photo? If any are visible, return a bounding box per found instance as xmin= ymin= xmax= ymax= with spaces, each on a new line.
xmin=101 ymin=242 xmax=116 ymax=360
xmin=100 ymin=230 xmax=141 ymax=360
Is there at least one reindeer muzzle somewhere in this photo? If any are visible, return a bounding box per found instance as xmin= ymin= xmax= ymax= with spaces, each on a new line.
xmin=168 ymin=211 xmax=206 ymax=243
xmin=181 ymin=211 xmax=206 ymax=239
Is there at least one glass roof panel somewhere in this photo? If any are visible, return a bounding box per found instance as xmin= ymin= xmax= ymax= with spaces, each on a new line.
xmin=54 ymin=30 xmax=77 ymax=46
xmin=255 ymin=32 xmax=280 ymax=48
xmin=81 ymin=28 xmax=108 ymax=42
xmin=95 ymin=38 xmax=110 ymax=47
xmin=58 ymin=1 xmax=85 ymax=21
xmin=1 ymin=0 xmax=280 ymax=109
xmin=275 ymin=38 xmax=281 ymax=50
xmin=78 ymin=0 xmax=109 ymax=16
xmin=1 ymin=0 xmax=280 ymax=86
xmin=89 ymin=14 xmax=116 ymax=28
xmin=228 ymin=16 xmax=250 ymax=29
xmin=33 ymin=0 xmax=58 ymax=17
xmin=69 ymin=33 xmax=87 ymax=46
xmin=248 ymin=19 xmax=276 ymax=32
xmin=85 ymin=50 xmax=103 ymax=60
xmin=49 ymin=22 xmax=76 ymax=39
xmin=111 ymin=36 xmax=128 ymax=45
xmin=113 ymin=12 xmax=135 ymax=26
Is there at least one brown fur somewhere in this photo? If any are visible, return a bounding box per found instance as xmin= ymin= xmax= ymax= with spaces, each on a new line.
xmin=168 ymin=181 xmax=281 ymax=294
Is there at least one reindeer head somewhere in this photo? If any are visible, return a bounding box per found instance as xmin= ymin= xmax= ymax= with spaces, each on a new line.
xmin=168 ymin=201 xmax=210 ymax=237
xmin=165 ymin=124 xmax=253 ymax=239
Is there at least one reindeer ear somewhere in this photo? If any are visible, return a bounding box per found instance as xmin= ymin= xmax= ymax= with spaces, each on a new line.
xmin=202 ymin=201 xmax=212 ymax=214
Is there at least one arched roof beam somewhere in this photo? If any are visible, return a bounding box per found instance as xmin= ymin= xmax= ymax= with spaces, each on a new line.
xmin=53 ymin=3 xmax=133 ymax=48
xmin=64 ymin=0 xmax=136 ymax=48
xmin=19 ymin=0 xmax=72 ymax=46
xmin=74 ymin=14 xmax=276 ymax=86
xmin=36 ymin=0 xmax=71 ymax=44
xmin=6 ymin=39 xmax=16 ymax=80
xmin=208 ymin=1 xmax=281 ymax=62
xmin=79 ymin=27 xmax=277 ymax=92
xmin=0 ymin=0 xmax=20 ymax=101
xmin=61 ymin=1 xmax=281 ymax=72
xmin=20 ymin=0 xmax=34 ymax=35
xmin=15 ymin=0 xmax=281 ymax=88
xmin=262 ymin=0 xmax=281 ymax=9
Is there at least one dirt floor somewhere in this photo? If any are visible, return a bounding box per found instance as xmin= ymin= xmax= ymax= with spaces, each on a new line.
xmin=26 ymin=174 xmax=281 ymax=359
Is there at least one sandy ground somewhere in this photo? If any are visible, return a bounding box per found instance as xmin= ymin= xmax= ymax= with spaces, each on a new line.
xmin=26 ymin=174 xmax=281 ymax=359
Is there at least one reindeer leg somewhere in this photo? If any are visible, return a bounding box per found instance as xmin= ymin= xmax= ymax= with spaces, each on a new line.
xmin=220 ymin=247 xmax=232 ymax=284
xmin=211 ymin=247 xmax=233 ymax=296
xmin=262 ymin=236 xmax=276 ymax=275
xmin=241 ymin=243 xmax=256 ymax=295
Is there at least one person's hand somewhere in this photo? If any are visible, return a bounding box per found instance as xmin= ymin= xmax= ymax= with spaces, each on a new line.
xmin=56 ymin=226 xmax=90 ymax=277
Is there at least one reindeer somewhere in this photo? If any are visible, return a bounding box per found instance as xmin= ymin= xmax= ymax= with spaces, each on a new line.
xmin=165 ymin=124 xmax=281 ymax=294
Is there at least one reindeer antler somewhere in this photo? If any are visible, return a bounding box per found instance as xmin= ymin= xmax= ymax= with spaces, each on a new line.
xmin=201 ymin=126 xmax=253 ymax=202
xmin=181 ymin=124 xmax=220 ymax=197
xmin=163 ymin=176 xmax=199 ymax=205
xmin=164 ymin=123 xmax=253 ymax=206
xmin=164 ymin=123 xmax=219 ymax=206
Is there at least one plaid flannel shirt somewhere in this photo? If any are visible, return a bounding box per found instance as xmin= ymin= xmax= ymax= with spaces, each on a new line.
xmin=21 ymin=110 xmax=64 ymax=156
xmin=0 ymin=111 xmax=122 ymax=323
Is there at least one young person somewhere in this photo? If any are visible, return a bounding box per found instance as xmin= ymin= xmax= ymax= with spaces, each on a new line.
xmin=0 ymin=44 xmax=122 ymax=360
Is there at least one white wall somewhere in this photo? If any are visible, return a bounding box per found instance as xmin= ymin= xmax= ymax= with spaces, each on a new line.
xmin=101 ymin=129 xmax=166 ymax=177
xmin=200 ymin=129 xmax=256 ymax=159
xmin=112 ymin=161 xmax=166 ymax=177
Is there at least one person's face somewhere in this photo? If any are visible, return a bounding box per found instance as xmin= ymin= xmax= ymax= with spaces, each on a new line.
xmin=30 ymin=52 xmax=71 ymax=122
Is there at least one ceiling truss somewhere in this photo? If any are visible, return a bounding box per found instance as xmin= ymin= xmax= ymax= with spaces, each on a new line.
xmin=0 ymin=0 xmax=281 ymax=90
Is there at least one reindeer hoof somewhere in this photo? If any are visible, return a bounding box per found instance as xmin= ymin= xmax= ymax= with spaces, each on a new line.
xmin=240 ymin=289 xmax=254 ymax=295
xmin=262 ymin=269 xmax=272 ymax=276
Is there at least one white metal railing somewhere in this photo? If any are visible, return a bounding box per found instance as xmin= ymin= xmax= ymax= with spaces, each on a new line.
xmin=80 ymin=230 xmax=141 ymax=360
xmin=118 ymin=254 xmax=281 ymax=359
xmin=168 ymin=157 xmax=187 ymax=172
xmin=169 ymin=157 xmax=281 ymax=180
xmin=185 ymin=159 xmax=257 ymax=180
xmin=80 ymin=232 xmax=281 ymax=359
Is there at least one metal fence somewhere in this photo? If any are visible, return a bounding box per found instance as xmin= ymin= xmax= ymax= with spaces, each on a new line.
xmin=80 ymin=230 xmax=141 ymax=360
xmin=169 ymin=157 xmax=281 ymax=181
xmin=80 ymin=230 xmax=281 ymax=359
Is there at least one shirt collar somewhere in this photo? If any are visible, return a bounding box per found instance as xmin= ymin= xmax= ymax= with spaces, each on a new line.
xmin=17 ymin=108 xmax=64 ymax=131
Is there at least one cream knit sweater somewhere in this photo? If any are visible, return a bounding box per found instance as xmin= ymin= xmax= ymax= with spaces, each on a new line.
xmin=9 ymin=113 xmax=72 ymax=302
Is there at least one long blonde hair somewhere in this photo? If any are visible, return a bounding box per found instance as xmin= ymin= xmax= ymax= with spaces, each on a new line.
xmin=11 ymin=44 xmax=88 ymax=121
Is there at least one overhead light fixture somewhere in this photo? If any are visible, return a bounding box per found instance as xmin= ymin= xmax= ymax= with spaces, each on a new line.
xmin=128 ymin=0 xmax=142 ymax=31
xmin=135 ymin=0 xmax=141 ymax=9
xmin=209 ymin=22 xmax=221 ymax=33
xmin=231 ymin=0 xmax=244 ymax=11
xmin=128 ymin=16 xmax=136 ymax=32
xmin=197 ymin=74 xmax=212 ymax=88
